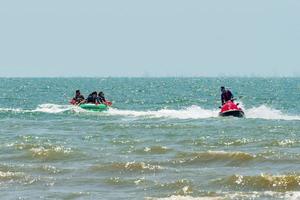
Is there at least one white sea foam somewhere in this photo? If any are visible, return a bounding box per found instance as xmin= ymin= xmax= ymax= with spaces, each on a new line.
xmin=107 ymin=104 xmax=300 ymax=121
xmin=107 ymin=105 xmax=218 ymax=119
xmin=285 ymin=192 xmax=300 ymax=200
xmin=1 ymin=104 xmax=300 ymax=121
xmin=147 ymin=191 xmax=300 ymax=200
xmin=245 ymin=105 xmax=300 ymax=121
xmin=33 ymin=104 xmax=75 ymax=114
xmin=0 ymin=108 xmax=25 ymax=112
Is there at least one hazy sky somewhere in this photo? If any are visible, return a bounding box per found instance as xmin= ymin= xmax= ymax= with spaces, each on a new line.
xmin=0 ymin=0 xmax=299 ymax=77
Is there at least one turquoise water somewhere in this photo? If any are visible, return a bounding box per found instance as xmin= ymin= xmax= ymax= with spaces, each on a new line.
xmin=0 ymin=78 xmax=300 ymax=200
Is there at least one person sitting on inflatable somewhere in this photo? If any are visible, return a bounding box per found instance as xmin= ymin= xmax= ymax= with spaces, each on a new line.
xmin=86 ymin=91 xmax=98 ymax=104
xmin=97 ymin=91 xmax=106 ymax=104
xmin=71 ymin=90 xmax=85 ymax=105
xmin=221 ymin=86 xmax=234 ymax=105
xmin=96 ymin=91 xmax=112 ymax=106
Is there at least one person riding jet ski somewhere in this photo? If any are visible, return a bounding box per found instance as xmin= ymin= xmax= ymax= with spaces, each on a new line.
xmin=219 ymin=86 xmax=244 ymax=117
xmin=221 ymin=86 xmax=233 ymax=105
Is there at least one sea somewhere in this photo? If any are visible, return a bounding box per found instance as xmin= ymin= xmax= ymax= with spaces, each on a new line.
xmin=0 ymin=77 xmax=300 ymax=200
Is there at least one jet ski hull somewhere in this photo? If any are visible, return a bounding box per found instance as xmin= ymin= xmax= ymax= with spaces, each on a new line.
xmin=219 ymin=100 xmax=245 ymax=118
xmin=219 ymin=110 xmax=245 ymax=118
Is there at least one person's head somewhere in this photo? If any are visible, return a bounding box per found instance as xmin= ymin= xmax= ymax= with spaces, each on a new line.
xmin=98 ymin=91 xmax=104 ymax=97
xmin=220 ymin=86 xmax=225 ymax=92
xmin=76 ymin=90 xmax=81 ymax=95
xmin=92 ymin=91 xmax=97 ymax=97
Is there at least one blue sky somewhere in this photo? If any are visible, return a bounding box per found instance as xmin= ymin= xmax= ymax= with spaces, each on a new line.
xmin=0 ymin=0 xmax=299 ymax=77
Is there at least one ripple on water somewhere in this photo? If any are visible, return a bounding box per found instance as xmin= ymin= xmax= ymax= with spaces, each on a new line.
xmin=9 ymin=139 xmax=75 ymax=161
xmin=217 ymin=138 xmax=257 ymax=146
xmin=104 ymin=177 xmax=148 ymax=186
xmin=34 ymin=165 xmax=62 ymax=174
xmin=90 ymin=161 xmax=163 ymax=173
xmin=269 ymin=139 xmax=299 ymax=147
xmin=111 ymin=138 xmax=140 ymax=145
xmin=0 ymin=170 xmax=37 ymax=185
xmin=28 ymin=146 xmax=72 ymax=161
xmin=135 ymin=146 xmax=172 ymax=155
xmin=173 ymin=151 xmax=257 ymax=166
xmin=154 ymin=179 xmax=194 ymax=196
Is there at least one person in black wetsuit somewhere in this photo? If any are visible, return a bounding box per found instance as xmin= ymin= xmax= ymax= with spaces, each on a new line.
xmin=221 ymin=86 xmax=234 ymax=105
xmin=96 ymin=91 xmax=106 ymax=104
xmin=72 ymin=90 xmax=85 ymax=105
xmin=86 ymin=91 xmax=98 ymax=104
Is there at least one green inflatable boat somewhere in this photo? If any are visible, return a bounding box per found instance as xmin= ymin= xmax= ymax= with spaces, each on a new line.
xmin=79 ymin=103 xmax=108 ymax=111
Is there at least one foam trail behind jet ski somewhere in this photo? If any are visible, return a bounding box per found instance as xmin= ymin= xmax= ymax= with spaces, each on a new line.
xmin=1 ymin=103 xmax=299 ymax=121
xmin=245 ymin=105 xmax=300 ymax=121
xmin=107 ymin=105 xmax=218 ymax=119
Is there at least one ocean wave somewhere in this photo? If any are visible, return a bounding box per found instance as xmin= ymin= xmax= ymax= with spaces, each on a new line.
xmin=155 ymin=179 xmax=194 ymax=196
xmin=0 ymin=170 xmax=37 ymax=185
xmin=91 ymin=161 xmax=163 ymax=173
xmin=173 ymin=151 xmax=257 ymax=166
xmin=218 ymin=173 xmax=300 ymax=191
xmin=28 ymin=146 xmax=73 ymax=161
xmin=11 ymin=142 xmax=73 ymax=161
xmin=104 ymin=177 xmax=147 ymax=186
xmin=0 ymin=171 xmax=25 ymax=181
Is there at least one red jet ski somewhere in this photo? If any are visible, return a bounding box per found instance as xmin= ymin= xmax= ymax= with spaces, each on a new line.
xmin=219 ymin=100 xmax=245 ymax=118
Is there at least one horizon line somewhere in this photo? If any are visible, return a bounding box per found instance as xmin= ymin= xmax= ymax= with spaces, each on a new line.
xmin=0 ymin=75 xmax=299 ymax=78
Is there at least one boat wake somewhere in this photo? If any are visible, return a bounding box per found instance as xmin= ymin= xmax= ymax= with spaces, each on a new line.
xmin=106 ymin=105 xmax=300 ymax=121
xmin=33 ymin=104 xmax=74 ymax=114
xmin=246 ymin=105 xmax=300 ymax=120
xmin=107 ymin=106 xmax=217 ymax=119
xmin=0 ymin=104 xmax=299 ymax=121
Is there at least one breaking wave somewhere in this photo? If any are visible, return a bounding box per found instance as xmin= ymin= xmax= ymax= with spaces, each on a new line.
xmin=147 ymin=192 xmax=300 ymax=200
xmin=0 ymin=103 xmax=299 ymax=121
